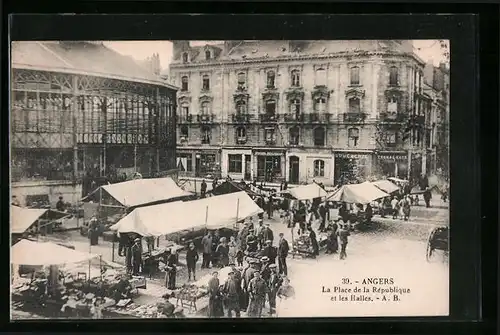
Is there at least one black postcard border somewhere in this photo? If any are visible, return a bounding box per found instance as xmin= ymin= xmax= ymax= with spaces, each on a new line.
xmin=2 ymin=5 xmax=497 ymax=335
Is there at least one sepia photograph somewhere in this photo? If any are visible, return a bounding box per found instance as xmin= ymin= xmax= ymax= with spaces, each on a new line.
xmin=10 ymin=39 xmax=450 ymax=319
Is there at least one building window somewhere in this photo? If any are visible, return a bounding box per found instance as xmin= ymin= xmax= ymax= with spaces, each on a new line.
xmin=205 ymin=50 xmax=211 ymax=60
xmin=387 ymin=96 xmax=398 ymax=114
xmin=289 ymin=127 xmax=300 ymax=146
xmin=314 ymin=97 xmax=326 ymax=113
xmin=267 ymin=71 xmax=276 ymax=88
xmin=236 ymin=126 xmax=246 ymax=142
xmin=348 ymin=128 xmax=360 ymax=147
xmin=265 ymin=128 xmax=276 ymax=144
xmin=315 ymin=67 xmax=327 ymax=86
xmin=181 ymin=105 xmax=189 ymax=117
xmin=389 ymin=66 xmax=399 ymax=86
xmin=266 ymin=100 xmax=276 ymax=115
xmin=290 ymin=99 xmax=301 ymax=115
xmin=236 ymin=100 xmax=247 ymax=114
xmin=202 ymin=75 xmax=210 ymax=91
xmin=181 ymin=76 xmax=189 ymax=91
xmin=313 ymin=127 xmax=325 ymax=146
xmin=348 ymin=97 xmax=361 ymax=114
xmin=291 ymin=70 xmax=301 ymax=87
xmin=350 ymin=66 xmax=360 ymax=85
xmin=182 ymin=52 xmax=188 ymax=63
xmin=180 ymin=125 xmax=189 ymax=139
xmin=228 ymin=154 xmax=243 ymax=173
xmin=237 ymin=72 xmax=246 ymax=90
xmin=201 ymin=126 xmax=211 ymax=144
xmin=314 ymin=160 xmax=325 ymax=177
xmin=201 ymin=101 xmax=210 ymax=115
xmin=386 ymin=130 xmax=397 ymax=147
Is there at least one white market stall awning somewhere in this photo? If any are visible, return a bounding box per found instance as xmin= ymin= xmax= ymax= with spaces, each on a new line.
xmin=285 ymin=183 xmax=328 ymax=201
xmin=11 ymin=239 xmax=100 ymax=266
xmin=388 ymin=177 xmax=409 ymax=184
xmin=11 ymin=206 xmax=48 ymax=234
xmin=328 ymin=182 xmax=390 ymax=204
xmin=110 ymin=191 xmax=263 ymax=236
xmin=371 ymin=180 xmax=400 ymax=194
xmin=82 ymin=177 xmax=193 ymax=208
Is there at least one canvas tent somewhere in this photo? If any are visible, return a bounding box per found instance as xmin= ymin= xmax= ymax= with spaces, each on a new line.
xmin=211 ymin=180 xmax=260 ymax=197
xmin=110 ymin=191 xmax=263 ymax=237
xmin=10 ymin=206 xmax=49 ymax=234
xmin=81 ymin=177 xmax=193 ymax=208
xmin=11 ymin=239 xmax=99 ymax=266
xmin=387 ymin=177 xmax=409 ymax=184
xmin=371 ymin=180 xmax=400 ymax=194
xmin=328 ymin=183 xmax=389 ymax=204
xmin=283 ymin=183 xmax=328 ymax=201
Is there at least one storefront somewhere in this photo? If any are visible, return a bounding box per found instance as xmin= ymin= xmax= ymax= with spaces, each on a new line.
xmin=221 ymin=148 xmax=253 ymax=181
xmin=177 ymin=148 xmax=221 ymax=179
xmin=333 ymin=151 xmax=373 ymax=185
xmin=285 ymin=149 xmax=334 ymax=185
xmin=253 ymin=149 xmax=286 ymax=183
xmin=410 ymin=152 xmax=423 ymax=183
xmin=375 ymin=152 xmax=409 ymax=179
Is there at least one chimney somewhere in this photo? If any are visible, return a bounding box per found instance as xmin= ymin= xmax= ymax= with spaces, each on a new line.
xmin=172 ymin=41 xmax=191 ymax=60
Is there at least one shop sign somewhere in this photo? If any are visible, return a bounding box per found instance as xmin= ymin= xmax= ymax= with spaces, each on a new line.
xmin=254 ymin=151 xmax=285 ymax=156
xmin=334 ymin=152 xmax=369 ymax=159
xmin=378 ymin=154 xmax=407 ymax=161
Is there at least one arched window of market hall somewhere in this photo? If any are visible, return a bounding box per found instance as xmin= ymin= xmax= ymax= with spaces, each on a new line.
xmin=389 ymin=66 xmax=399 ymax=86
xmin=313 ymin=127 xmax=325 ymax=146
xmin=237 ymin=72 xmax=246 ymax=90
xmin=350 ymin=66 xmax=360 ymax=85
xmin=267 ymin=71 xmax=276 ymax=88
xmin=182 ymin=52 xmax=189 ymax=63
xmin=201 ymin=101 xmax=210 ymax=115
xmin=181 ymin=76 xmax=189 ymax=91
xmin=289 ymin=126 xmax=300 ymax=145
xmin=348 ymin=97 xmax=361 ymax=114
xmin=315 ymin=67 xmax=327 ymax=86
xmin=314 ymin=159 xmax=325 ymax=177
xmin=290 ymin=99 xmax=301 ymax=115
xmin=348 ymin=127 xmax=360 ymax=147
xmin=291 ymin=70 xmax=301 ymax=87
xmin=314 ymin=97 xmax=326 ymax=113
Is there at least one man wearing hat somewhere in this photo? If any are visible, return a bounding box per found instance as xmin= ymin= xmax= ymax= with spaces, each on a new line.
xmin=241 ymin=258 xmax=260 ymax=311
xmin=259 ymin=223 xmax=274 ymax=249
xmin=267 ymin=264 xmax=282 ymax=315
xmin=222 ymin=270 xmax=241 ymax=317
xmin=246 ymin=229 xmax=258 ymax=253
xmin=216 ymin=237 xmax=229 ymax=268
xmin=165 ymin=248 xmax=177 ymax=289
xmin=260 ymin=240 xmax=277 ymax=265
xmin=207 ymin=271 xmax=224 ymax=318
xmin=131 ymin=237 xmax=142 ymax=275
xmin=56 ymin=196 xmax=66 ymax=212
xmin=277 ymin=233 xmax=289 ymax=276
xmin=337 ymin=221 xmax=351 ymax=260
xmin=247 ymin=271 xmax=268 ymax=317
xmin=260 ymin=256 xmax=271 ymax=282
xmin=255 ymin=219 xmax=264 ymax=247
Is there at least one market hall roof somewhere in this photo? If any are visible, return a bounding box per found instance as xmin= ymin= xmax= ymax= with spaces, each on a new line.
xmin=11 ymin=41 xmax=177 ymax=89
xmin=81 ymin=177 xmax=193 ymax=208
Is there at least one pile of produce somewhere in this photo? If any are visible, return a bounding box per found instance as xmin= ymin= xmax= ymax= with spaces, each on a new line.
xmin=176 ymin=284 xmax=208 ymax=301
xmin=293 ymin=235 xmax=314 ymax=254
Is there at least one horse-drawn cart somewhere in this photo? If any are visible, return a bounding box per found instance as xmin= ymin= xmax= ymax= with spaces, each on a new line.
xmin=426 ymin=226 xmax=449 ymax=262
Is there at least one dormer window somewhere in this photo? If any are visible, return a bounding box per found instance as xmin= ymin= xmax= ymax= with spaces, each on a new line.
xmin=182 ymin=52 xmax=189 ymax=63
xmin=205 ymin=50 xmax=211 ymax=60
xmin=267 ymin=71 xmax=276 ymax=89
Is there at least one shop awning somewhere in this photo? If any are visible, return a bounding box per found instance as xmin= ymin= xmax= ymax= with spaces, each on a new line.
xmin=11 ymin=206 xmax=48 ymax=234
xmin=328 ymin=182 xmax=389 ymax=204
xmin=110 ymin=191 xmax=263 ymax=236
xmin=81 ymin=177 xmax=193 ymax=208
xmin=283 ymin=183 xmax=328 ymax=201
xmin=11 ymin=239 xmax=100 ymax=265
xmin=371 ymin=180 xmax=400 ymax=194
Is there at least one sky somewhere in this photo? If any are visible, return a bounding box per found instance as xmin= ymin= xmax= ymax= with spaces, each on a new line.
xmin=104 ymin=40 xmax=449 ymax=72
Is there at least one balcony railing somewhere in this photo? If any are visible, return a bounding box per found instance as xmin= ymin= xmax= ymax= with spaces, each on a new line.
xmin=197 ymin=114 xmax=214 ymax=123
xmin=177 ymin=114 xmax=193 ymax=123
xmin=231 ymin=114 xmax=251 ymax=123
xmin=260 ymin=113 xmax=279 ymax=123
xmin=379 ymin=112 xmax=406 ymax=122
xmin=283 ymin=113 xmax=304 ymax=122
xmin=342 ymin=112 xmax=367 ymax=123
xmin=308 ymin=113 xmax=331 ymax=123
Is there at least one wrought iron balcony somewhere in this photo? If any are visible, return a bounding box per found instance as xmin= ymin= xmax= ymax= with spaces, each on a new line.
xmin=231 ymin=113 xmax=250 ymax=123
xmin=379 ymin=112 xmax=406 ymax=123
xmin=260 ymin=113 xmax=279 ymax=123
xmin=308 ymin=113 xmax=331 ymax=123
xmin=197 ymin=114 xmax=214 ymax=123
xmin=342 ymin=112 xmax=367 ymax=123
xmin=283 ymin=113 xmax=304 ymax=122
xmin=177 ymin=114 xmax=193 ymax=123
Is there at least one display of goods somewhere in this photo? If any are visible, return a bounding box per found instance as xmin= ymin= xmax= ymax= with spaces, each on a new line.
xmin=178 ymin=285 xmax=208 ymax=300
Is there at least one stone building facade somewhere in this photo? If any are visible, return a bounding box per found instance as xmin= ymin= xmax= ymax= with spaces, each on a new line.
xmin=169 ymin=40 xmax=434 ymax=185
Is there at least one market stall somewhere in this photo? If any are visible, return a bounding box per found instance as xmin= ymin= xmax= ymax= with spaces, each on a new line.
xmin=11 ymin=205 xmax=71 ymax=241
xmin=371 ymin=179 xmax=400 ymax=195
xmin=282 ymin=183 xmax=328 ymax=201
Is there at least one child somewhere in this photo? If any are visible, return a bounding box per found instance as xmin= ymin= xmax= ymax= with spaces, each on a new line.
xmin=236 ymin=249 xmax=244 ymax=267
